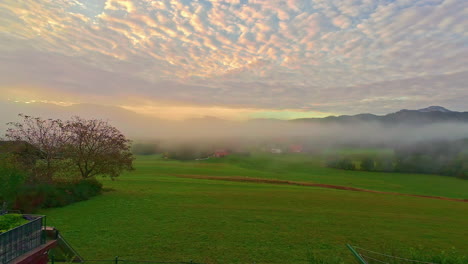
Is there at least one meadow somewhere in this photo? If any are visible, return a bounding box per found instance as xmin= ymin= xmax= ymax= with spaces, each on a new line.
xmin=41 ymin=154 xmax=468 ymax=263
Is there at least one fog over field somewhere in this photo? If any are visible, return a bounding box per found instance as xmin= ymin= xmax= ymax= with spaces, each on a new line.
xmin=1 ymin=101 xmax=467 ymax=149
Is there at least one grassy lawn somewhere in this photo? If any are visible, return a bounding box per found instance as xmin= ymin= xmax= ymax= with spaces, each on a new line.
xmin=41 ymin=154 xmax=468 ymax=263
xmin=143 ymin=154 xmax=468 ymax=199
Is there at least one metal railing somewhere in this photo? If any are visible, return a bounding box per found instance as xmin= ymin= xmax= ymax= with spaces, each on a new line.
xmin=0 ymin=214 xmax=46 ymax=264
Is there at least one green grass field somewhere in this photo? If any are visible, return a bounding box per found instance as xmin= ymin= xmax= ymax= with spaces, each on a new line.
xmin=41 ymin=154 xmax=468 ymax=263
xmin=145 ymin=154 xmax=468 ymax=199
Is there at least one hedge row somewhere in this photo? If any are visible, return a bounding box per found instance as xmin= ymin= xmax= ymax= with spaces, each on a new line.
xmin=13 ymin=179 xmax=103 ymax=213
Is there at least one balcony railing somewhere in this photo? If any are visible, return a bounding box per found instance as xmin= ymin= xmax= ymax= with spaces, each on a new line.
xmin=0 ymin=214 xmax=46 ymax=264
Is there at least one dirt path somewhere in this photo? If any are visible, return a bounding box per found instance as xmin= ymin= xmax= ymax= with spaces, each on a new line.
xmin=170 ymin=174 xmax=468 ymax=203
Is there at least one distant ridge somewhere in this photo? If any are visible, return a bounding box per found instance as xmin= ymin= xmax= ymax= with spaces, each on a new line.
xmin=292 ymin=106 xmax=468 ymax=125
xmin=415 ymin=106 xmax=453 ymax=113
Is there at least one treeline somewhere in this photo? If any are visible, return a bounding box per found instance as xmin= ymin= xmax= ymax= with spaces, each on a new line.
xmin=326 ymin=139 xmax=468 ymax=179
xmin=0 ymin=115 xmax=133 ymax=212
xmin=132 ymin=142 xmax=161 ymax=155
xmin=132 ymin=141 xmax=234 ymax=160
xmin=131 ymin=142 xmax=211 ymax=160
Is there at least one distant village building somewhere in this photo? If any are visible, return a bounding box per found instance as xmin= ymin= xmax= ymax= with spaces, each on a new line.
xmin=270 ymin=148 xmax=283 ymax=154
xmin=289 ymin=144 xmax=303 ymax=153
xmin=213 ymin=149 xmax=229 ymax=158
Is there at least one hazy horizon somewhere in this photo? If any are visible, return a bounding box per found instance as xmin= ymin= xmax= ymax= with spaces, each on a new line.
xmin=1 ymin=100 xmax=467 ymax=145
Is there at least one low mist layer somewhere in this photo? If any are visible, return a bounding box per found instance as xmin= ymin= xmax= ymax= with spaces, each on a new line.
xmin=1 ymin=102 xmax=467 ymax=152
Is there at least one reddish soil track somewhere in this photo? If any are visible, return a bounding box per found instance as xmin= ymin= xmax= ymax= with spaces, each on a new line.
xmin=171 ymin=174 xmax=468 ymax=203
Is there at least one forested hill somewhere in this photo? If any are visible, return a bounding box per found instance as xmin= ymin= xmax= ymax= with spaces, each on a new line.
xmin=292 ymin=106 xmax=468 ymax=125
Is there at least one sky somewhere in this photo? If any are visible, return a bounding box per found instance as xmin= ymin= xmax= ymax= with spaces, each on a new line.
xmin=0 ymin=0 xmax=467 ymax=120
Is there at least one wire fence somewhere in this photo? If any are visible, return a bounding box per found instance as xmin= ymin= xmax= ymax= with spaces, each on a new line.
xmin=49 ymin=255 xmax=205 ymax=264
xmin=348 ymin=244 xmax=438 ymax=264
xmin=84 ymin=261 xmax=202 ymax=264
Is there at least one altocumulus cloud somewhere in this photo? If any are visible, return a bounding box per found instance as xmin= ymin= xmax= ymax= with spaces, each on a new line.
xmin=0 ymin=0 xmax=467 ymax=118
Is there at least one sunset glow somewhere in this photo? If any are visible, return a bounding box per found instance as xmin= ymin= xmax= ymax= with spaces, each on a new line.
xmin=0 ymin=0 xmax=466 ymax=120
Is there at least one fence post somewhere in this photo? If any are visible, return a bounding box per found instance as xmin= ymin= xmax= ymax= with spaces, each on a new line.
xmin=50 ymin=254 xmax=55 ymax=264
xmin=115 ymin=256 xmax=119 ymax=264
xmin=41 ymin=216 xmax=47 ymax=244
xmin=347 ymin=244 xmax=367 ymax=264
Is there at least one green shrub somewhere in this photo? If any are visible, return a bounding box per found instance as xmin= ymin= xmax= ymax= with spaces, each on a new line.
xmin=67 ymin=178 xmax=103 ymax=201
xmin=374 ymin=157 xmax=394 ymax=172
xmin=0 ymin=214 xmax=28 ymax=233
xmin=14 ymin=184 xmax=47 ymax=213
xmin=326 ymin=157 xmax=356 ymax=170
xmin=14 ymin=179 xmax=103 ymax=213
xmin=360 ymin=157 xmax=375 ymax=171
xmin=0 ymin=155 xmax=27 ymax=208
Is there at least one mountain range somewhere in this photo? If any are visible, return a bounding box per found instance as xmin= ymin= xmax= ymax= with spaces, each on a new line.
xmin=0 ymin=101 xmax=467 ymax=135
xmin=291 ymin=106 xmax=468 ymax=125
